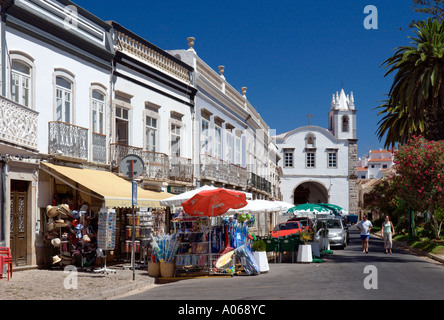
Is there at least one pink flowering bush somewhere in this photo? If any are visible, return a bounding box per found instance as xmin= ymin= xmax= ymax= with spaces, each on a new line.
xmin=391 ymin=136 xmax=444 ymax=238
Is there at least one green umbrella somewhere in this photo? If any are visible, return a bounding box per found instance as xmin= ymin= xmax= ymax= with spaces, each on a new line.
xmin=287 ymin=203 xmax=333 ymax=215
xmin=318 ymin=203 xmax=344 ymax=217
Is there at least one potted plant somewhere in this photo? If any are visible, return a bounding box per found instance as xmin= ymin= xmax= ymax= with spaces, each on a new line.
xmin=252 ymin=240 xmax=269 ymax=273
xmin=297 ymin=229 xmax=313 ymax=263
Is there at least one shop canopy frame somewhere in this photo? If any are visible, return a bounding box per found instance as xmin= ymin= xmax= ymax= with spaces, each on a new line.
xmin=41 ymin=162 xmax=173 ymax=208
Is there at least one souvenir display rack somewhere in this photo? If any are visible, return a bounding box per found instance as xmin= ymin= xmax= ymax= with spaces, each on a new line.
xmin=173 ymin=217 xmax=212 ymax=276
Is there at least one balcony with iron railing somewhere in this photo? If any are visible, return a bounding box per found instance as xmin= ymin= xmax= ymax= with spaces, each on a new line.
xmin=110 ymin=143 xmax=193 ymax=183
xmin=199 ymin=154 xmax=248 ymax=188
xmin=248 ymin=172 xmax=272 ymax=194
xmin=48 ymin=121 xmax=88 ymax=160
xmin=0 ymin=96 xmax=38 ymax=154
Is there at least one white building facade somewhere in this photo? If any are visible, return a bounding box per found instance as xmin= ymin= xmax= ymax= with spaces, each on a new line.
xmin=358 ymin=149 xmax=395 ymax=180
xmin=275 ymin=89 xmax=358 ymax=214
xmin=0 ymin=0 xmax=114 ymax=266
xmin=168 ymin=38 xmax=280 ymax=200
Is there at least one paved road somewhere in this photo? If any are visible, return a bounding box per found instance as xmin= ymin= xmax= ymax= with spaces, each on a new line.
xmin=119 ymin=226 xmax=444 ymax=300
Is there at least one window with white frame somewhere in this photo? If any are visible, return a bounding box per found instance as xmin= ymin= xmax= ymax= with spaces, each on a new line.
xmin=226 ymin=130 xmax=233 ymax=162
xmin=284 ymin=149 xmax=293 ymax=168
xmin=201 ymin=118 xmax=210 ymax=154
xmin=145 ymin=116 xmax=157 ymax=152
xmin=306 ymin=152 xmax=315 ymax=168
xmin=56 ymin=76 xmax=73 ymax=123
xmin=171 ymin=123 xmax=181 ymax=157
xmin=115 ymin=106 xmax=129 ymax=144
xmin=92 ymin=90 xmax=105 ymax=134
xmin=328 ymin=151 xmax=337 ymax=168
xmin=215 ymin=125 xmax=222 ymax=158
xmin=11 ymin=60 xmax=31 ymax=108
xmin=235 ymin=136 xmax=241 ymax=165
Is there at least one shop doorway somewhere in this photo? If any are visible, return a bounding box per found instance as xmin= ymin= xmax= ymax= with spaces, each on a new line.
xmin=10 ymin=180 xmax=28 ymax=266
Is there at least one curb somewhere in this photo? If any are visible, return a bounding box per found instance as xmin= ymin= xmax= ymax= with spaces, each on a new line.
xmin=81 ymin=277 xmax=157 ymax=300
xmin=371 ymin=232 xmax=444 ymax=265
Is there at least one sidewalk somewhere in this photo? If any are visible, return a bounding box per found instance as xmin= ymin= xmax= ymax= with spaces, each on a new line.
xmin=372 ymin=232 xmax=444 ymax=264
xmin=0 ymin=265 xmax=156 ymax=300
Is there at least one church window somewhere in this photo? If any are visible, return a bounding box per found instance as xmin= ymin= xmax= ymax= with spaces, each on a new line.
xmin=284 ymin=149 xmax=293 ymax=168
xmin=342 ymin=116 xmax=349 ymax=132
xmin=328 ymin=151 xmax=337 ymax=168
xmin=306 ymin=152 xmax=315 ymax=168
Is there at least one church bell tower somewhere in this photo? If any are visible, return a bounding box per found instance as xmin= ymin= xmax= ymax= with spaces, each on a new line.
xmin=328 ymin=89 xmax=357 ymax=140
xmin=328 ymin=88 xmax=358 ymax=215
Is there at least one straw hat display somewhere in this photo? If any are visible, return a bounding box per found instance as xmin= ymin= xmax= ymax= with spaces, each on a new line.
xmin=59 ymin=204 xmax=73 ymax=219
xmin=52 ymin=255 xmax=62 ymax=264
xmin=46 ymin=218 xmax=56 ymax=232
xmin=55 ymin=219 xmax=68 ymax=228
xmin=51 ymin=238 xmax=61 ymax=247
xmin=61 ymin=255 xmax=76 ymax=265
xmin=46 ymin=205 xmax=60 ymax=218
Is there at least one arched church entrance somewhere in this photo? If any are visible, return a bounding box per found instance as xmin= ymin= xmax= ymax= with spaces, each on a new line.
xmin=293 ymin=181 xmax=328 ymax=205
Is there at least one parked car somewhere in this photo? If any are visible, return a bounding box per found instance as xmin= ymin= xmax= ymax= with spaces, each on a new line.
xmin=287 ymin=216 xmax=313 ymax=231
xmin=314 ymin=217 xmax=348 ymax=249
xmin=271 ymin=221 xmax=303 ymax=238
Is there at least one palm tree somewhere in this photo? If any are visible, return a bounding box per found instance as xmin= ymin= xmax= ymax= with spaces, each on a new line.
xmin=378 ymin=18 xmax=444 ymax=144
xmin=375 ymin=99 xmax=425 ymax=148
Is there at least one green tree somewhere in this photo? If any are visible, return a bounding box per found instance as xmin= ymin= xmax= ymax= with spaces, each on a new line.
xmin=410 ymin=0 xmax=444 ymax=27
xmin=392 ymin=136 xmax=444 ymax=238
xmin=378 ymin=18 xmax=444 ymax=145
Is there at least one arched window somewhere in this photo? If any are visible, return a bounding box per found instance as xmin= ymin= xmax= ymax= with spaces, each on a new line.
xmin=56 ymin=76 xmax=73 ymax=123
xmin=11 ymin=60 xmax=31 ymax=108
xmin=91 ymin=87 xmax=106 ymax=134
xmin=342 ymin=116 xmax=349 ymax=132
xmin=54 ymin=69 xmax=75 ymax=124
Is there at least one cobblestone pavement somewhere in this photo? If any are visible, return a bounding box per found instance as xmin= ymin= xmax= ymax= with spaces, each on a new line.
xmin=0 ymin=266 xmax=155 ymax=300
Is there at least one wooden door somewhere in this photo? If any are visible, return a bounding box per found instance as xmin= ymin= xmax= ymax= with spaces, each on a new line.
xmin=10 ymin=181 xmax=28 ymax=266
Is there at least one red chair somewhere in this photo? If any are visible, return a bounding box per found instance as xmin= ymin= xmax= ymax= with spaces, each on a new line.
xmin=0 ymin=247 xmax=12 ymax=281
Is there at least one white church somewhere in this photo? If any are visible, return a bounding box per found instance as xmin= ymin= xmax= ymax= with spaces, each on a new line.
xmin=274 ymin=89 xmax=358 ymax=215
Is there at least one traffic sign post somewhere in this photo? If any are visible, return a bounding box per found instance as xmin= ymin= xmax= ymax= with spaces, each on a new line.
xmin=120 ymin=154 xmax=144 ymax=281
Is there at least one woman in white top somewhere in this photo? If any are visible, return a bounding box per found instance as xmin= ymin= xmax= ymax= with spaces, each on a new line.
xmin=381 ymin=215 xmax=394 ymax=254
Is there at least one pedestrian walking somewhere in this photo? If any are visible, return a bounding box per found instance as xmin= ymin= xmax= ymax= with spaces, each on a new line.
xmin=381 ymin=215 xmax=394 ymax=254
xmin=357 ymin=214 xmax=372 ymax=253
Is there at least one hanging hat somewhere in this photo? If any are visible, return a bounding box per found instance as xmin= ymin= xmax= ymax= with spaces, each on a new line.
xmin=46 ymin=205 xmax=60 ymax=218
xmin=52 ymin=255 xmax=62 ymax=264
xmin=80 ymin=204 xmax=88 ymax=211
xmin=82 ymin=235 xmax=91 ymax=243
xmin=51 ymin=238 xmax=61 ymax=247
xmin=72 ymin=210 xmax=80 ymax=219
xmin=61 ymin=255 xmax=75 ymax=265
xmin=55 ymin=219 xmax=68 ymax=228
xmin=46 ymin=218 xmax=56 ymax=231
xmin=59 ymin=204 xmax=73 ymax=219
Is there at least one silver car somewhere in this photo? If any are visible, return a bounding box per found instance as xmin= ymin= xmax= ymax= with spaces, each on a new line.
xmin=314 ymin=217 xmax=347 ymax=249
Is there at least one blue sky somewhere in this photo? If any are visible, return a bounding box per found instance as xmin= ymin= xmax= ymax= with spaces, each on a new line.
xmin=75 ymin=0 xmax=423 ymax=158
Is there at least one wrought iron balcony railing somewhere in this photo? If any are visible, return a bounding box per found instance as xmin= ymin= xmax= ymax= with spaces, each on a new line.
xmin=92 ymin=132 xmax=107 ymax=164
xmin=199 ymin=154 xmax=248 ymax=188
xmin=110 ymin=143 xmax=193 ymax=183
xmin=48 ymin=121 xmax=88 ymax=160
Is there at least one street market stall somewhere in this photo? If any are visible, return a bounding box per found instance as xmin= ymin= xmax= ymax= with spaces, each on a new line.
xmin=40 ymin=162 xmax=173 ymax=271
xmin=151 ymin=188 xmax=260 ymax=278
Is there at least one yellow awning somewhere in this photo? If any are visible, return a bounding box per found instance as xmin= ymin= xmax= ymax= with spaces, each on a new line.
xmin=41 ymin=162 xmax=174 ymax=208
